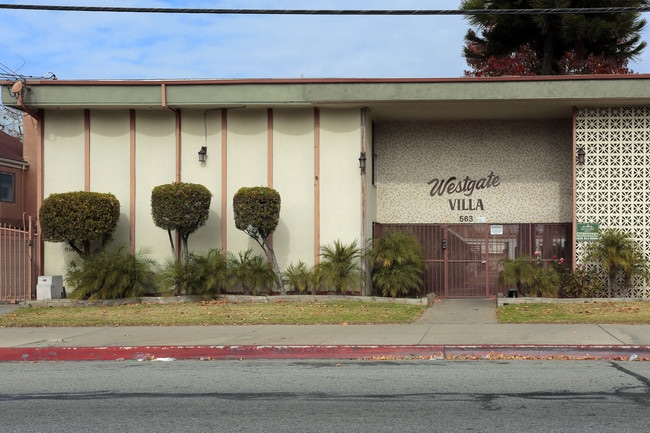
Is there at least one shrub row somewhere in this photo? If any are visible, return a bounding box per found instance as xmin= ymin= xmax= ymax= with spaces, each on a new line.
xmin=66 ymin=232 xmax=427 ymax=300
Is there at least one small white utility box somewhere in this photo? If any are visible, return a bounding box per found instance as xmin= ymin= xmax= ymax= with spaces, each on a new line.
xmin=36 ymin=275 xmax=64 ymax=300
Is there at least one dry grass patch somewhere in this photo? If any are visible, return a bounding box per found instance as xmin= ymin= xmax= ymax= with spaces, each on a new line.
xmin=0 ymin=300 xmax=426 ymax=327
xmin=498 ymin=301 xmax=650 ymax=324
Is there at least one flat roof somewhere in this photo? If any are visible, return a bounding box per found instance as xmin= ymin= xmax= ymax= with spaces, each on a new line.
xmin=3 ymin=75 xmax=650 ymax=120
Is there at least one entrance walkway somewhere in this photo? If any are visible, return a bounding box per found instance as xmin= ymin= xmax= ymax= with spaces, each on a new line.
xmin=416 ymin=299 xmax=498 ymax=324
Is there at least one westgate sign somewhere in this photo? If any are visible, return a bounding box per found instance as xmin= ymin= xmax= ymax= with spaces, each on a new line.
xmin=427 ymin=171 xmax=500 ymax=211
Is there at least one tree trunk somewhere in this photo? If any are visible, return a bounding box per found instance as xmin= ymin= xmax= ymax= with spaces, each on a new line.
xmin=68 ymin=241 xmax=87 ymax=258
xmin=256 ymin=237 xmax=285 ymax=294
xmin=167 ymin=230 xmax=176 ymax=259
xmin=541 ymin=25 xmax=556 ymax=75
xmin=181 ymin=235 xmax=190 ymax=265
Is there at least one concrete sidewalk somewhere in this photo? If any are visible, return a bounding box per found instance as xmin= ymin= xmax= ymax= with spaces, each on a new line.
xmin=1 ymin=299 xmax=649 ymax=361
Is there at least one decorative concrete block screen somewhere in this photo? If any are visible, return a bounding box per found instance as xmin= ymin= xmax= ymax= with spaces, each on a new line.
xmin=575 ymin=106 xmax=650 ymax=298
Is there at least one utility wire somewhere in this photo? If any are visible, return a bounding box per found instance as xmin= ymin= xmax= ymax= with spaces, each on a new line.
xmin=0 ymin=4 xmax=649 ymax=15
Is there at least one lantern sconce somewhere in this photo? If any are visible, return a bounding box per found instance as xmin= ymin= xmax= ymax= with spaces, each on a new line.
xmin=198 ymin=146 xmax=207 ymax=163
xmin=577 ymin=147 xmax=586 ymax=165
xmin=359 ymin=151 xmax=367 ymax=175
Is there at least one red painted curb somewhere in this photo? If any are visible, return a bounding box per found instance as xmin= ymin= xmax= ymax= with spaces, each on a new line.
xmin=0 ymin=344 xmax=649 ymax=362
xmin=443 ymin=345 xmax=650 ymax=360
xmin=0 ymin=345 xmax=446 ymax=362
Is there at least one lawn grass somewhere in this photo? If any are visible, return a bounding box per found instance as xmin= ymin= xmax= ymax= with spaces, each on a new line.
xmin=0 ymin=300 xmax=426 ymax=327
xmin=498 ymin=301 xmax=650 ymax=324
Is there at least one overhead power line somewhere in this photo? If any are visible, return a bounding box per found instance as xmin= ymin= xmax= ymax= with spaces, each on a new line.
xmin=0 ymin=4 xmax=649 ymax=15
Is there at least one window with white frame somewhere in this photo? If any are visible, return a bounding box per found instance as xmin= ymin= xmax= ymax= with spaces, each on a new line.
xmin=0 ymin=171 xmax=15 ymax=202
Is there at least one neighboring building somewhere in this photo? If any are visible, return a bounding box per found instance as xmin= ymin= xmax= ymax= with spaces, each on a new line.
xmin=2 ymin=76 xmax=650 ymax=298
xmin=0 ymin=127 xmax=37 ymax=302
xmin=0 ymin=129 xmax=31 ymax=225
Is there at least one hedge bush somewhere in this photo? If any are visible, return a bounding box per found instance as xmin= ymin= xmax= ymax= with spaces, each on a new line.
xmin=151 ymin=182 xmax=212 ymax=261
xmin=233 ymin=186 xmax=283 ymax=292
xmin=39 ymin=191 xmax=120 ymax=256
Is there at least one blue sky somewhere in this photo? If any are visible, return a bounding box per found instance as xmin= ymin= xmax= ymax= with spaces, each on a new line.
xmin=2 ymin=0 xmax=650 ymax=80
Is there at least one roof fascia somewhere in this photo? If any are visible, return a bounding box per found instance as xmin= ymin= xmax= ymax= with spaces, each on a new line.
xmin=3 ymin=75 xmax=650 ymax=110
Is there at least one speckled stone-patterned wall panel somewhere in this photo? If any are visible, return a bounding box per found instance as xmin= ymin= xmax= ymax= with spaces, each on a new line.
xmin=375 ymin=120 xmax=573 ymax=224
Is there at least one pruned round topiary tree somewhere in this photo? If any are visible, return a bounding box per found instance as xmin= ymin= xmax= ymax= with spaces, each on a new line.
xmin=151 ymin=182 xmax=212 ymax=263
xmin=39 ymin=191 xmax=120 ymax=257
xmin=233 ymin=186 xmax=283 ymax=293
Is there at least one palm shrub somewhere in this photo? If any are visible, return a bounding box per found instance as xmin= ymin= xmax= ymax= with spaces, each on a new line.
xmin=316 ymin=240 xmax=363 ymax=295
xmin=530 ymin=265 xmax=561 ymax=298
xmin=283 ymin=260 xmax=315 ymax=294
xmin=159 ymin=249 xmax=231 ymax=296
xmin=160 ymin=255 xmax=203 ymax=296
xmin=228 ymin=249 xmax=277 ymax=295
xmin=584 ymin=228 xmax=649 ymax=297
xmin=367 ymin=231 xmax=426 ymax=298
xmin=197 ymin=249 xmax=232 ymax=295
xmin=498 ymin=255 xmax=536 ymax=296
xmin=66 ymin=246 xmax=158 ymax=300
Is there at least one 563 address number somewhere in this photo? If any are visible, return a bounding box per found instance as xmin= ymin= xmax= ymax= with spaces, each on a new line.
xmin=459 ymin=215 xmax=473 ymax=223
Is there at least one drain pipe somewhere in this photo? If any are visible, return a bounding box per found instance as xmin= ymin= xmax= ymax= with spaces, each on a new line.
xmin=9 ymin=81 xmax=41 ymax=121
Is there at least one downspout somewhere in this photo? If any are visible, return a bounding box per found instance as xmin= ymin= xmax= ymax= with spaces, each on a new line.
xmin=10 ymin=81 xmax=41 ymax=121
xmin=161 ymin=83 xmax=177 ymax=114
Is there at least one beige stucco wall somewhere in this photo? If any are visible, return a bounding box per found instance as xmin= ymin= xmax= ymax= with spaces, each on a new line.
xmin=180 ymin=110 xmax=223 ymax=254
xmin=375 ymin=120 xmax=573 ymax=224
xmin=226 ymin=109 xmax=269 ymax=256
xmin=319 ymin=109 xmax=363 ymax=249
xmin=39 ymin=106 xmax=367 ymax=282
xmin=272 ymin=109 xmax=315 ymax=266
xmin=89 ymin=111 xmax=131 ymax=248
xmin=134 ymin=111 xmax=177 ymax=260
xmin=42 ymin=111 xmax=85 ymax=276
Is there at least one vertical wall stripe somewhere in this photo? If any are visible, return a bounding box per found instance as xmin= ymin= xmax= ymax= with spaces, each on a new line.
xmin=37 ymin=113 xmax=44 ymax=215
xmin=313 ymin=108 xmax=321 ymax=265
xmin=129 ymin=110 xmax=136 ymax=255
xmin=174 ymin=110 xmax=182 ymax=261
xmin=37 ymin=113 xmax=45 ymax=278
xmin=84 ymin=109 xmax=90 ymax=191
xmin=571 ymin=106 xmax=578 ymax=270
xmin=359 ymin=108 xmax=367 ymax=282
xmin=267 ymin=108 xmax=274 ymax=188
xmin=221 ymin=110 xmax=228 ymax=253
xmin=175 ymin=110 xmax=182 ymax=183
xmin=267 ymin=108 xmax=274 ymax=247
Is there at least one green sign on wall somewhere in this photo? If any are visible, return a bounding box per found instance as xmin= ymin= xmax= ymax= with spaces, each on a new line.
xmin=576 ymin=223 xmax=599 ymax=242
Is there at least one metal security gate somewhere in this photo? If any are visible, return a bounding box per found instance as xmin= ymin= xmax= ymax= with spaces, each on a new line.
xmin=0 ymin=217 xmax=39 ymax=302
xmin=373 ymin=223 xmax=572 ymax=298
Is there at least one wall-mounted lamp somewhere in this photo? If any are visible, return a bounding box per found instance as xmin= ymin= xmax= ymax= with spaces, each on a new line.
xmin=577 ymin=147 xmax=586 ymax=165
xmin=198 ymin=146 xmax=207 ymax=163
xmin=359 ymin=151 xmax=367 ymax=175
